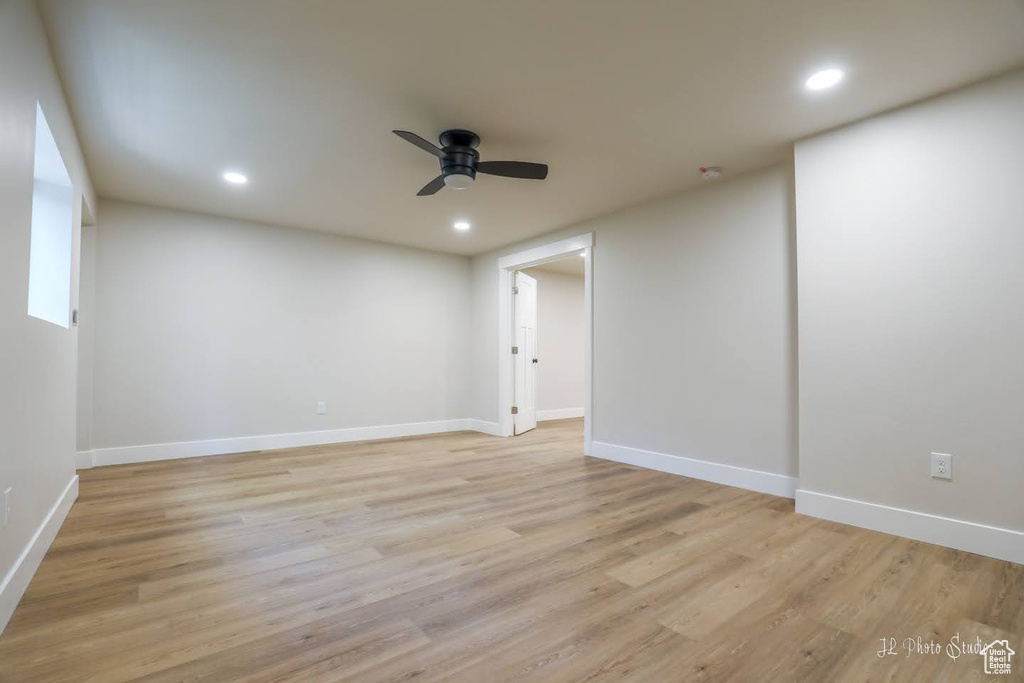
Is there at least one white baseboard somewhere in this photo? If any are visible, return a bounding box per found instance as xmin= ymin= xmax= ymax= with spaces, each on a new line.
xmin=796 ymin=489 xmax=1024 ymax=565
xmin=469 ymin=420 xmax=505 ymax=437
xmin=89 ymin=419 xmax=510 ymax=467
xmin=590 ymin=441 xmax=798 ymax=499
xmin=0 ymin=475 xmax=78 ymax=635
xmin=91 ymin=419 xmax=472 ymax=466
xmin=76 ymin=450 xmax=93 ymax=470
xmin=537 ymin=407 xmax=584 ymax=422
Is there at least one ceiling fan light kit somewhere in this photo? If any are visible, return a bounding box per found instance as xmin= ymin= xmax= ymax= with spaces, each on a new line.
xmin=393 ymin=128 xmax=548 ymax=196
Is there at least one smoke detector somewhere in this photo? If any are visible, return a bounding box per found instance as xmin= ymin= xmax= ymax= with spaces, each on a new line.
xmin=699 ymin=166 xmax=722 ymax=180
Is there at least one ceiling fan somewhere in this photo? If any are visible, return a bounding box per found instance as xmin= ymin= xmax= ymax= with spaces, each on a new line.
xmin=392 ymin=129 xmax=548 ymax=196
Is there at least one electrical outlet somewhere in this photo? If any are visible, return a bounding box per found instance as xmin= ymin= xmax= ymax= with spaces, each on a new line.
xmin=1 ymin=487 xmax=11 ymax=529
xmin=316 ymin=401 xmax=326 ymax=415
xmin=930 ymin=452 xmax=952 ymax=480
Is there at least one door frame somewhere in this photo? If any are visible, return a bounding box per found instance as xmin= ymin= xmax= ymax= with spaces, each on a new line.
xmin=497 ymin=232 xmax=593 ymax=454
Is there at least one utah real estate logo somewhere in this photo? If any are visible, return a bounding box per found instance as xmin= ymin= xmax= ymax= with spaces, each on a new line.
xmin=980 ymin=639 xmax=1014 ymax=676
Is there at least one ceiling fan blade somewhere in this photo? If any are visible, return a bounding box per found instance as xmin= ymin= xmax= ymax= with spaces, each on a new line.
xmin=417 ymin=174 xmax=446 ymax=196
xmin=393 ymin=130 xmax=444 ymax=158
xmin=477 ymin=161 xmax=548 ymax=180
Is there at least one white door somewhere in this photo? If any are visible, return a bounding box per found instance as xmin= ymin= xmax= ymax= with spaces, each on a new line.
xmin=513 ymin=271 xmax=538 ymax=435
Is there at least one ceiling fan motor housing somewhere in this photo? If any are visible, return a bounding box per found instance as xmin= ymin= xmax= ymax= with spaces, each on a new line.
xmin=439 ymin=129 xmax=480 ymax=181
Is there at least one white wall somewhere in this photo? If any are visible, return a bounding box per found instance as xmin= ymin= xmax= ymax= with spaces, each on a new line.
xmin=795 ymin=69 xmax=1024 ymax=534
xmin=90 ymin=200 xmax=471 ymax=451
xmin=520 ymin=267 xmax=584 ymax=416
xmin=0 ymin=0 xmax=96 ymax=631
xmin=472 ymin=165 xmax=797 ymax=481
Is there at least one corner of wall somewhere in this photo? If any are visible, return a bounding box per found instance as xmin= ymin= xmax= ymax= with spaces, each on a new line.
xmin=0 ymin=475 xmax=78 ymax=635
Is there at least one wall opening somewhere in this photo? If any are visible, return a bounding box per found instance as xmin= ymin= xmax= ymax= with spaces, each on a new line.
xmin=27 ymin=103 xmax=73 ymax=328
xmin=497 ymin=233 xmax=594 ymax=453
xmin=521 ymin=257 xmax=586 ymax=425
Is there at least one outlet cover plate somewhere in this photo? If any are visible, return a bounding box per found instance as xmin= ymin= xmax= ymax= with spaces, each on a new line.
xmin=930 ymin=452 xmax=952 ymax=480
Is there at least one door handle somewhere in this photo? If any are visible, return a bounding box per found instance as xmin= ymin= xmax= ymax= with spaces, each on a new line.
xmin=532 ymin=358 xmax=538 ymax=363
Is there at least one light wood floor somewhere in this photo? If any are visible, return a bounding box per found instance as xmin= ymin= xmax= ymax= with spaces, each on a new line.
xmin=1 ymin=419 xmax=1020 ymax=682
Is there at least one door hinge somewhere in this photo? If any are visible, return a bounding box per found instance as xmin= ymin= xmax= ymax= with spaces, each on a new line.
xmin=512 ymin=286 xmax=519 ymax=295
xmin=511 ymin=406 xmax=519 ymax=415
xmin=511 ymin=346 xmax=519 ymax=355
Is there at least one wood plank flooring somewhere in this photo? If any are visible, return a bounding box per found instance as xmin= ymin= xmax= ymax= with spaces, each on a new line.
xmin=1 ymin=418 xmax=1021 ymax=681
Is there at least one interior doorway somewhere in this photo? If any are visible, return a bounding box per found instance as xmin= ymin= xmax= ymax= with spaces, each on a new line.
xmin=497 ymin=233 xmax=593 ymax=453
xmin=515 ymin=255 xmax=587 ymax=435
xmin=512 ymin=270 xmax=538 ymax=434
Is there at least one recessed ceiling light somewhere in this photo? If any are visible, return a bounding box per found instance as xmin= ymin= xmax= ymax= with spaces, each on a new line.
xmin=223 ymin=171 xmax=248 ymax=185
xmin=453 ymin=220 xmax=471 ymax=232
xmin=805 ymin=68 xmax=843 ymax=91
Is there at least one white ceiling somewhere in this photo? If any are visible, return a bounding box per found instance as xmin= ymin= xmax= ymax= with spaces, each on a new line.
xmin=40 ymin=0 xmax=1024 ymax=255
